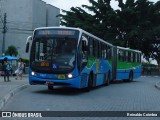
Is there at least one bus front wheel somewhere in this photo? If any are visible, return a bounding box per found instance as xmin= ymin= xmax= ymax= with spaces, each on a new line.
xmin=85 ymin=74 xmax=94 ymax=92
xmin=48 ymin=86 xmax=54 ymax=90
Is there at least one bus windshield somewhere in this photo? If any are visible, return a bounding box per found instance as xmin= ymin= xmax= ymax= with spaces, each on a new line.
xmin=30 ymin=31 xmax=79 ymax=73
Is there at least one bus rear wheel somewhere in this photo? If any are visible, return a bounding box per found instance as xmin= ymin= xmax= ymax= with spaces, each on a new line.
xmin=129 ymin=71 xmax=133 ymax=81
xmin=48 ymin=86 xmax=54 ymax=90
xmin=106 ymin=72 xmax=110 ymax=86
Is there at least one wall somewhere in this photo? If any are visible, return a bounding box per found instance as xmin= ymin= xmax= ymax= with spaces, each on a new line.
xmin=0 ymin=0 xmax=60 ymax=58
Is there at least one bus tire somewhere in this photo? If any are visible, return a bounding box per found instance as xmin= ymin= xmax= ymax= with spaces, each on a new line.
xmin=106 ymin=72 xmax=110 ymax=86
xmin=48 ymin=86 xmax=54 ymax=90
xmin=129 ymin=71 xmax=133 ymax=81
xmin=85 ymin=73 xmax=93 ymax=92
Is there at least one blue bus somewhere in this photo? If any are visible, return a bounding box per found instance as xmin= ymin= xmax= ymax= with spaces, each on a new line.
xmin=26 ymin=27 xmax=142 ymax=91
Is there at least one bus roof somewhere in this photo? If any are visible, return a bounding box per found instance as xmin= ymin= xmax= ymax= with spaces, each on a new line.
xmin=117 ymin=46 xmax=141 ymax=53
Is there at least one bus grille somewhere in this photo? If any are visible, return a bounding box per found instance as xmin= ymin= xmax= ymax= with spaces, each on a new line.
xmin=81 ymin=73 xmax=88 ymax=88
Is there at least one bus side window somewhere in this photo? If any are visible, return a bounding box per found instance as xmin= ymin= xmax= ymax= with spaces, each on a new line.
xmin=131 ymin=52 xmax=133 ymax=62
xmin=93 ymin=39 xmax=95 ymax=56
xmin=106 ymin=45 xmax=111 ymax=60
xmin=123 ymin=51 xmax=126 ymax=61
xmin=102 ymin=43 xmax=105 ymax=59
xmin=128 ymin=52 xmax=131 ymax=62
xmin=95 ymin=40 xmax=99 ymax=58
xmin=138 ymin=53 xmax=141 ymax=63
xmin=135 ymin=53 xmax=137 ymax=62
xmin=99 ymin=42 xmax=102 ymax=58
xmin=89 ymin=37 xmax=93 ymax=57
xmin=126 ymin=51 xmax=128 ymax=62
xmin=133 ymin=53 xmax=135 ymax=62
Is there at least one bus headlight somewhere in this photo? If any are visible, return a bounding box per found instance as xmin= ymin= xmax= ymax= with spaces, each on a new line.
xmin=31 ymin=72 xmax=35 ymax=76
xmin=68 ymin=74 xmax=73 ymax=79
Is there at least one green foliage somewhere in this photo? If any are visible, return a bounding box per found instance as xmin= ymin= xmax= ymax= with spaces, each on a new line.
xmin=58 ymin=0 xmax=160 ymax=65
xmin=22 ymin=58 xmax=29 ymax=66
xmin=5 ymin=45 xmax=18 ymax=56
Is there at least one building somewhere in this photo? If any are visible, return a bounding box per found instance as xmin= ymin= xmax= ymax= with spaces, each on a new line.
xmin=0 ymin=0 xmax=60 ymax=58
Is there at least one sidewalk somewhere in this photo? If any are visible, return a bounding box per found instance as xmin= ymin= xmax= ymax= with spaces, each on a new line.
xmin=0 ymin=74 xmax=29 ymax=110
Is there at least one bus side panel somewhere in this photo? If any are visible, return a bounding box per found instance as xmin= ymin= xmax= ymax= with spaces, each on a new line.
xmin=116 ymin=69 xmax=128 ymax=80
xmin=116 ymin=65 xmax=142 ymax=80
xmin=96 ymin=59 xmax=112 ymax=86
xmin=133 ymin=65 xmax=142 ymax=79
xmin=81 ymin=59 xmax=112 ymax=87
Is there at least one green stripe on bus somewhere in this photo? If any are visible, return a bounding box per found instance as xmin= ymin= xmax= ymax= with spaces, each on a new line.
xmin=87 ymin=57 xmax=96 ymax=68
xmin=117 ymin=61 xmax=141 ymax=69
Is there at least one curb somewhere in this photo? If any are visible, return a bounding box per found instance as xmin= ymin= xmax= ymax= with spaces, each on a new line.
xmin=0 ymin=84 xmax=28 ymax=110
xmin=155 ymin=82 xmax=160 ymax=90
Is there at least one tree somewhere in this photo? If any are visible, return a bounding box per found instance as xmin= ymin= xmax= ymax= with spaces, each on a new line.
xmin=5 ymin=45 xmax=18 ymax=56
xmin=58 ymin=0 xmax=160 ymax=66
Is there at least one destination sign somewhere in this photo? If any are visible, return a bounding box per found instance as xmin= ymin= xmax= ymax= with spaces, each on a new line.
xmin=37 ymin=29 xmax=76 ymax=36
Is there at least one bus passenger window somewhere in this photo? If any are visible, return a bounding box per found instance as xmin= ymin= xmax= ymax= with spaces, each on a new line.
xmin=101 ymin=44 xmax=105 ymax=59
xmin=89 ymin=38 xmax=93 ymax=57
xmin=135 ymin=53 xmax=138 ymax=62
xmin=95 ymin=41 xmax=99 ymax=58
xmin=99 ymin=42 xmax=102 ymax=58
xmin=126 ymin=51 xmax=128 ymax=62
xmin=131 ymin=52 xmax=133 ymax=62
xmin=128 ymin=52 xmax=131 ymax=62
xmin=106 ymin=45 xmax=111 ymax=60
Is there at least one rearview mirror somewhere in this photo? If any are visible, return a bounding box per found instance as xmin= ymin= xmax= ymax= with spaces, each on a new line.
xmin=26 ymin=36 xmax=32 ymax=53
xmin=26 ymin=42 xmax=30 ymax=53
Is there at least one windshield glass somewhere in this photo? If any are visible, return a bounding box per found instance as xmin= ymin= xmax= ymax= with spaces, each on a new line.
xmin=30 ymin=36 xmax=78 ymax=73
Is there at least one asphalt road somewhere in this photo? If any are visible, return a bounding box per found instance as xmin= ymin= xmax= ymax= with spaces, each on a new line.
xmin=1 ymin=76 xmax=160 ymax=120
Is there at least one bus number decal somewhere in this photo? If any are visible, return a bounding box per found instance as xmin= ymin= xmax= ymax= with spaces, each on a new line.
xmin=40 ymin=62 xmax=49 ymax=67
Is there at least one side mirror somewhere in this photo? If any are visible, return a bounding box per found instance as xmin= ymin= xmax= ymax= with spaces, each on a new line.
xmin=26 ymin=42 xmax=30 ymax=53
xmin=26 ymin=36 xmax=32 ymax=53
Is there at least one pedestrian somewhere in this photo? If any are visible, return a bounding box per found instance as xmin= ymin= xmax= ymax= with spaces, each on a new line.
xmin=3 ymin=57 xmax=12 ymax=82
xmin=15 ymin=58 xmax=24 ymax=80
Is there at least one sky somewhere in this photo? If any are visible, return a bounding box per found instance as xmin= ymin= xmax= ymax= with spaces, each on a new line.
xmin=43 ymin=0 xmax=159 ymax=11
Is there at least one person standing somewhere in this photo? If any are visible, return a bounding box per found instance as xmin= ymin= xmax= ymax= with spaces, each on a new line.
xmin=3 ymin=57 xmax=11 ymax=82
xmin=15 ymin=58 xmax=24 ymax=80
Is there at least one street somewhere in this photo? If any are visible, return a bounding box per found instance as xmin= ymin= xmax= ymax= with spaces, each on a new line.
xmin=1 ymin=76 xmax=160 ymax=120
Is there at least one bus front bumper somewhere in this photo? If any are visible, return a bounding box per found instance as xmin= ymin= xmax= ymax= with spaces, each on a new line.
xmin=29 ymin=75 xmax=85 ymax=89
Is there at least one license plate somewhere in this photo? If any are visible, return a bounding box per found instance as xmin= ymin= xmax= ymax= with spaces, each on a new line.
xmin=45 ymin=82 xmax=54 ymax=85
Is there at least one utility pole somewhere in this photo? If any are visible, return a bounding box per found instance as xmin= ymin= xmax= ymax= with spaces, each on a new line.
xmin=2 ymin=12 xmax=7 ymax=55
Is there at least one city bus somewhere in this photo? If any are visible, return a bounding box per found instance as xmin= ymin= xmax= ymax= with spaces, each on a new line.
xmin=26 ymin=27 xmax=142 ymax=91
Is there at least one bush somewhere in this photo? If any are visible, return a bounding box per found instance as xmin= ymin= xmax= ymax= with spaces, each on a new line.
xmin=22 ymin=58 xmax=29 ymax=66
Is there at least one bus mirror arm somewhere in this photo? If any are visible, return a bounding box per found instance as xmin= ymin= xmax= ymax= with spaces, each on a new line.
xmin=26 ymin=42 xmax=30 ymax=53
xmin=26 ymin=36 xmax=32 ymax=53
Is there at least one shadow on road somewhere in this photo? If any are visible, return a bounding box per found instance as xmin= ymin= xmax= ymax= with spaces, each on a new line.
xmin=111 ymin=80 xmax=139 ymax=84
xmin=33 ymin=87 xmax=84 ymax=96
xmin=31 ymin=80 xmax=140 ymax=95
